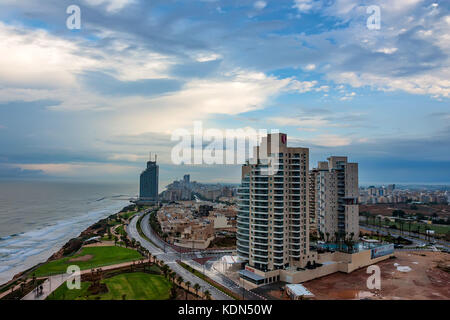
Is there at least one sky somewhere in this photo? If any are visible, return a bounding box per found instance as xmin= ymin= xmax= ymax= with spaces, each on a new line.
xmin=0 ymin=0 xmax=449 ymax=187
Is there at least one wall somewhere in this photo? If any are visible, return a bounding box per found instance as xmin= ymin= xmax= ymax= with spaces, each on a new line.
xmin=174 ymin=236 xmax=215 ymax=250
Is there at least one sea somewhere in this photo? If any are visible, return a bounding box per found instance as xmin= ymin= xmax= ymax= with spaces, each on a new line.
xmin=0 ymin=180 xmax=137 ymax=285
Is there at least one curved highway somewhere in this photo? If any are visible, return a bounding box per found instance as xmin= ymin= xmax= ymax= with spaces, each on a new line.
xmin=127 ymin=212 xmax=233 ymax=300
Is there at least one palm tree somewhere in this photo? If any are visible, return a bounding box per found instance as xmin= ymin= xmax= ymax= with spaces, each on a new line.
xmin=318 ymin=231 xmax=324 ymax=241
xmin=161 ymin=264 xmax=169 ymax=278
xmin=204 ymin=290 xmax=211 ymax=300
xmin=193 ymin=283 xmax=201 ymax=297
xmin=185 ymin=281 xmax=191 ymax=299
xmin=399 ymin=220 xmax=404 ymax=235
xmin=177 ymin=276 xmax=184 ymax=286
xmin=349 ymin=232 xmax=355 ymax=252
xmin=325 ymin=232 xmax=330 ymax=243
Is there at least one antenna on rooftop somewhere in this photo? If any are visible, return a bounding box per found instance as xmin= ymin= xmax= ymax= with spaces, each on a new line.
xmin=155 ymin=154 xmax=157 ymax=162
xmin=149 ymin=152 xmax=151 ymax=161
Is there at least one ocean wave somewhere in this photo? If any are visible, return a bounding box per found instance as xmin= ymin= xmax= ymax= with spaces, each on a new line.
xmin=0 ymin=199 xmax=130 ymax=285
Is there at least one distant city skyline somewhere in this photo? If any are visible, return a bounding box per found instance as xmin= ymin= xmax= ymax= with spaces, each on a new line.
xmin=0 ymin=1 xmax=448 ymax=185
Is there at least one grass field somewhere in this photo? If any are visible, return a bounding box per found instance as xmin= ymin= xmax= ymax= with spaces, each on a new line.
xmin=116 ymin=225 xmax=127 ymax=236
xmin=363 ymin=218 xmax=450 ymax=235
xmin=47 ymin=272 xmax=171 ymax=300
xmin=34 ymin=246 xmax=143 ymax=277
xmin=120 ymin=210 xmax=138 ymax=220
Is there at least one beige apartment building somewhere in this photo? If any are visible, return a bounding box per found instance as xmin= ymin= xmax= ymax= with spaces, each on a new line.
xmin=237 ymin=133 xmax=316 ymax=274
xmin=237 ymin=135 xmax=394 ymax=288
xmin=310 ymin=157 xmax=359 ymax=242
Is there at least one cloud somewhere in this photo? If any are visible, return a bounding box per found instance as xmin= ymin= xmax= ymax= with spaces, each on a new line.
xmin=330 ymin=71 xmax=450 ymax=98
xmin=269 ymin=116 xmax=329 ymax=127
xmin=16 ymin=162 xmax=137 ymax=177
xmin=0 ymin=0 xmax=448 ymax=184
xmin=286 ymin=80 xmax=319 ymax=93
xmin=309 ymin=134 xmax=352 ymax=147
xmin=0 ymin=163 xmax=44 ymax=178
xmin=195 ymin=53 xmax=222 ymax=62
xmin=0 ymin=22 xmax=174 ymax=90
xmin=113 ymin=71 xmax=292 ymax=134
xmin=254 ymin=1 xmax=267 ymax=10
xmin=82 ymin=0 xmax=136 ymax=13
xmin=108 ymin=153 xmax=147 ymax=162
xmin=339 ymin=91 xmax=356 ymax=101
xmin=293 ymin=0 xmax=320 ymax=13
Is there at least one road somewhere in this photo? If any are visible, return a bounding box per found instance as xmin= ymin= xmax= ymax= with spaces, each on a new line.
xmin=136 ymin=212 xmax=264 ymax=300
xmin=182 ymin=259 xmax=265 ymax=300
xmin=127 ymin=213 xmax=233 ymax=300
xmin=361 ymin=224 xmax=450 ymax=250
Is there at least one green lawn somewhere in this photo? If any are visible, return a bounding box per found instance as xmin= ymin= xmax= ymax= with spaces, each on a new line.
xmin=47 ymin=281 xmax=91 ymax=300
xmin=47 ymin=272 xmax=171 ymax=300
xmin=116 ymin=225 xmax=127 ymax=236
xmin=363 ymin=217 xmax=450 ymax=235
xmin=120 ymin=210 xmax=138 ymax=220
xmin=34 ymin=246 xmax=143 ymax=277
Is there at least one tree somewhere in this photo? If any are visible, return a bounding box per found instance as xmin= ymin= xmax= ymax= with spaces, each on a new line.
xmin=170 ymin=286 xmax=178 ymax=300
xmin=319 ymin=231 xmax=324 ymax=241
xmin=204 ymin=290 xmax=211 ymax=300
xmin=193 ymin=283 xmax=201 ymax=297
xmin=325 ymin=232 xmax=330 ymax=243
xmin=392 ymin=210 xmax=406 ymax=218
xmin=185 ymin=281 xmax=191 ymax=299
xmin=349 ymin=232 xmax=355 ymax=252
xmin=399 ymin=220 xmax=405 ymax=235
xmin=161 ymin=264 xmax=169 ymax=278
xmin=384 ymin=217 xmax=391 ymax=226
xmin=177 ymin=276 xmax=184 ymax=286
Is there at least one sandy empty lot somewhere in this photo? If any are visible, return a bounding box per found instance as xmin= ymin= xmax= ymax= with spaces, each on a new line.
xmin=302 ymin=251 xmax=449 ymax=300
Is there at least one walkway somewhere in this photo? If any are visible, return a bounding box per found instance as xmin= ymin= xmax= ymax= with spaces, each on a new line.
xmin=21 ymin=258 xmax=150 ymax=300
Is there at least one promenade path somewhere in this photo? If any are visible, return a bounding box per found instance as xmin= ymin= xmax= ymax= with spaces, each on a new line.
xmin=21 ymin=258 xmax=150 ymax=300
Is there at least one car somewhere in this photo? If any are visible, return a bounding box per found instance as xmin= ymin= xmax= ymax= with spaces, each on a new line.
xmin=394 ymin=244 xmax=404 ymax=249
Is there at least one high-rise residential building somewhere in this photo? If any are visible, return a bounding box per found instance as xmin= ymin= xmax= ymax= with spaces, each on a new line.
xmin=139 ymin=155 xmax=159 ymax=202
xmin=237 ymin=133 xmax=313 ymax=273
xmin=310 ymin=156 xmax=359 ymax=242
xmin=183 ymin=174 xmax=190 ymax=185
xmin=308 ymin=161 xmax=329 ymax=231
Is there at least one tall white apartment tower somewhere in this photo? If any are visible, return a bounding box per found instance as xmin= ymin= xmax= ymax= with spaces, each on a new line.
xmin=237 ymin=133 xmax=312 ymax=272
xmin=310 ymin=156 xmax=359 ymax=242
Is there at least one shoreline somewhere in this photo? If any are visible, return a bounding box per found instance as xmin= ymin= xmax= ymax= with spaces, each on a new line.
xmin=0 ymin=203 xmax=133 ymax=288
